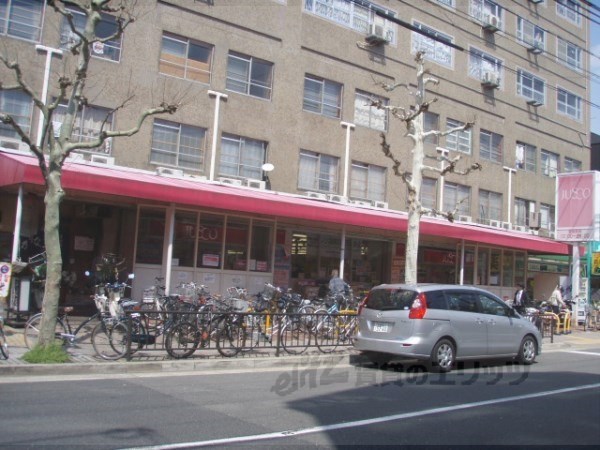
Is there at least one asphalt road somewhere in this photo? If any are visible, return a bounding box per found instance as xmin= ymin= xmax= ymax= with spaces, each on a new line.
xmin=0 ymin=348 xmax=599 ymax=448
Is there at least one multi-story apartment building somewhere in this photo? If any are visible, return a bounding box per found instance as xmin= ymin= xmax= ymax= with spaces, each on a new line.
xmin=0 ymin=0 xmax=588 ymax=306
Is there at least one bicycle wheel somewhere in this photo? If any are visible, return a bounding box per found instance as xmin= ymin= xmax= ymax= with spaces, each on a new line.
xmin=24 ymin=314 xmax=66 ymax=349
xmin=216 ymin=320 xmax=246 ymax=357
xmin=315 ymin=314 xmax=339 ymax=353
xmin=91 ymin=319 xmax=145 ymax=360
xmin=165 ymin=321 xmax=201 ymax=359
xmin=281 ymin=320 xmax=310 ymax=355
xmin=0 ymin=327 xmax=8 ymax=359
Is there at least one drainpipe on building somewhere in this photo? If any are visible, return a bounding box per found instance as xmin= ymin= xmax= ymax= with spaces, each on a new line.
xmin=340 ymin=122 xmax=355 ymax=198
xmin=503 ymin=166 xmax=516 ymax=224
xmin=207 ymin=91 xmax=228 ymax=181
xmin=11 ymin=185 xmax=24 ymax=262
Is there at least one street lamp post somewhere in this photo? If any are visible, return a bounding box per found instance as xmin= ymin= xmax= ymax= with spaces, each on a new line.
xmin=503 ymin=166 xmax=517 ymax=224
xmin=35 ymin=45 xmax=63 ymax=147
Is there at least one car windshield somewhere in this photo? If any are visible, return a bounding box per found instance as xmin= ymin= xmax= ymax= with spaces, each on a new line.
xmin=366 ymin=289 xmax=417 ymax=311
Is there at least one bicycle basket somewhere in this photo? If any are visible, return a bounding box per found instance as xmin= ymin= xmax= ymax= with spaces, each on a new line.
xmin=226 ymin=298 xmax=249 ymax=312
xmin=252 ymin=295 xmax=270 ymax=313
xmin=262 ymin=283 xmax=280 ymax=301
xmin=176 ymin=283 xmax=197 ymax=303
xmin=94 ymin=294 xmax=108 ymax=313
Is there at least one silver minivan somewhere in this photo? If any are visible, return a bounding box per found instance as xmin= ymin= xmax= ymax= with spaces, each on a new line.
xmin=354 ymin=284 xmax=542 ymax=372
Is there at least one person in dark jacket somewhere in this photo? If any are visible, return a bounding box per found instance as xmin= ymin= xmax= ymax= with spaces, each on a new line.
xmin=513 ymin=283 xmax=529 ymax=314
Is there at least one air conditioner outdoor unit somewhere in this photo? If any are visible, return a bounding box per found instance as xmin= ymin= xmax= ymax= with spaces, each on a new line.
xmin=90 ymin=154 xmax=115 ymax=165
xmin=351 ymin=200 xmax=372 ymax=207
xmin=489 ymin=219 xmax=501 ymax=228
xmin=156 ymin=166 xmax=184 ymax=178
xmin=513 ymin=225 xmax=527 ymax=232
xmin=327 ymin=194 xmax=346 ymax=203
xmin=0 ymin=139 xmax=30 ymax=152
xmin=481 ymin=71 xmax=500 ymax=88
xmin=66 ymin=152 xmax=85 ymax=162
xmin=529 ymin=211 xmax=541 ymax=229
xmin=244 ymin=178 xmax=266 ymax=190
xmin=477 ymin=218 xmax=491 ymax=226
xmin=501 ymin=221 xmax=512 ymax=230
xmin=365 ymin=24 xmax=388 ymax=45
xmin=218 ymin=177 xmax=243 ymax=186
xmin=306 ymin=191 xmax=328 ymax=200
xmin=527 ymin=99 xmax=543 ymax=107
xmin=549 ymin=231 xmax=555 ymax=239
xmin=482 ymin=14 xmax=501 ymax=32
xmin=372 ymin=200 xmax=388 ymax=209
xmin=458 ymin=215 xmax=472 ymax=223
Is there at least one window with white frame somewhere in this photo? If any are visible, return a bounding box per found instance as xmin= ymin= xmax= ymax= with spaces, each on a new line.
xmin=540 ymin=203 xmax=555 ymax=231
xmin=159 ymin=33 xmax=213 ymax=84
xmin=479 ymin=189 xmax=502 ymax=221
xmin=516 ymin=142 xmax=536 ymax=173
xmin=469 ymin=48 xmax=502 ymax=84
xmin=557 ymin=87 xmax=582 ymax=120
xmin=480 ymin=129 xmax=503 ymax=164
xmin=445 ymin=118 xmax=472 ymax=154
xmin=514 ymin=198 xmax=534 ymax=227
xmin=517 ymin=69 xmax=545 ymax=105
xmin=470 ymin=0 xmax=503 ymax=27
xmin=219 ymin=133 xmax=266 ymax=179
xmin=411 ymin=21 xmax=453 ymax=68
xmin=298 ymin=150 xmax=339 ymax=193
xmin=556 ymin=0 xmax=581 ymax=25
xmin=350 ymin=162 xmax=386 ymax=202
xmin=354 ymin=90 xmax=388 ymax=131
xmin=516 ymin=17 xmax=545 ymax=51
xmin=443 ymin=182 xmax=471 ymax=216
xmin=420 ymin=177 xmax=437 ymax=210
xmin=423 ymin=112 xmax=439 ymax=148
xmin=303 ymin=0 xmax=396 ymax=44
xmin=151 ymin=119 xmax=206 ymax=171
xmin=0 ymin=0 xmax=44 ymax=42
xmin=60 ymin=7 xmax=122 ymax=61
xmin=557 ymin=38 xmax=583 ymax=71
xmin=54 ymin=103 xmax=114 ymax=154
xmin=226 ymin=52 xmax=274 ymax=100
xmin=541 ymin=149 xmax=559 ymax=177
xmin=564 ymin=157 xmax=582 ymax=173
xmin=303 ymin=75 xmax=343 ymax=119
xmin=0 ymin=90 xmax=32 ymax=140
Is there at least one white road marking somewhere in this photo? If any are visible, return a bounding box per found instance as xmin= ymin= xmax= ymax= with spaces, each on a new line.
xmin=562 ymin=350 xmax=600 ymax=357
xmin=123 ymin=383 xmax=600 ymax=450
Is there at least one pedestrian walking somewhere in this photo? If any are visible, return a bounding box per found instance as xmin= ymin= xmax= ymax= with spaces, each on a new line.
xmin=513 ymin=283 xmax=528 ymax=314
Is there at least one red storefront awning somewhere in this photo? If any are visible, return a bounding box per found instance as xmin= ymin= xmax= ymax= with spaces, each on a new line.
xmin=0 ymin=151 xmax=570 ymax=255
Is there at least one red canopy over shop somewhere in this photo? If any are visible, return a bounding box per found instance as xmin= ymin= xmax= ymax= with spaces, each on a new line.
xmin=0 ymin=151 xmax=570 ymax=255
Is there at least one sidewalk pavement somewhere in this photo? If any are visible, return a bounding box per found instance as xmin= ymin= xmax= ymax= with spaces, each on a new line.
xmin=1 ymin=321 xmax=600 ymax=378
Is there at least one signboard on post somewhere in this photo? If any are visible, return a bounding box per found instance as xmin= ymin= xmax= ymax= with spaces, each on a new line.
xmin=556 ymin=171 xmax=600 ymax=242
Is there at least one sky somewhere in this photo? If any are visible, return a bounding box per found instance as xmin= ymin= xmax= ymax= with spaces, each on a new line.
xmin=592 ymin=18 xmax=600 ymax=135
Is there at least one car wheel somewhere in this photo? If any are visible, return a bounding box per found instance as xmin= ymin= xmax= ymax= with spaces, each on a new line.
xmin=429 ymin=339 xmax=455 ymax=373
xmin=517 ymin=335 xmax=537 ymax=365
xmin=363 ymin=351 xmax=392 ymax=367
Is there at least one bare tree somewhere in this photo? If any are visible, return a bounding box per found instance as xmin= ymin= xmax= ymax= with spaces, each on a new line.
xmin=373 ymin=52 xmax=482 ymax=284
xmin=0 ymin=0 xmax=180 ymax=349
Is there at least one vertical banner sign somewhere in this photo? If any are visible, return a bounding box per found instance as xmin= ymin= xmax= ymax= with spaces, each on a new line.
xmin=556 ymin=172 xmax=599 ymax=242
xmin=0 ymin=262 xmax=11 ymax=297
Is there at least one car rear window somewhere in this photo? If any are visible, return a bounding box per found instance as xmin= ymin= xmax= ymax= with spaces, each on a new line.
xmin=366 ymin=289 xmax=417 ymax=311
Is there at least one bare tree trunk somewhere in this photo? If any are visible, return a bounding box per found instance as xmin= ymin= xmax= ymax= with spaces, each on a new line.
xmin=405 ymin=116 xmax=423 ymax=285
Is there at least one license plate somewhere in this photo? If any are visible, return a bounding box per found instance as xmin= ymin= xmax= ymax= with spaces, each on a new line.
xmin=372 ymin=322 xmax=390 ymax=333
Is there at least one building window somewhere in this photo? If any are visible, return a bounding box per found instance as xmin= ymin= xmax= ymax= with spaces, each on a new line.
xmin=516 ymin=17 xmax=544 ymax=51
xmin=470 ymin=0 xmax=503 ymax=28
xmin=479 ymin=189 xmax=502 ymax=222
xmin=0 ymin=0 xmax=44 ymax=42
xmin=557 ymin=87 xmax=582 ymax=120
xmin=224 ymin=217 xmax=249 ymax=271
xmin=556 ymin=0 xmax=581 ymax=25
xmin=424 ymin=112 xmax=439 ymax=148
xmin=53 ymin=103 xmax=114 ymax=155
xmin=354 ymin=90 xmax=388 ymax=131
xmin=0 ymin=90 xmax=32 ymax=140
xmin=557 ymin=38 xmax=583 ymax=71
xmin=469 ymin=48 xmax=502 ymax=85
xmin=516 ymin=142 xmax=536 ymax=173
xmin=564 ymin=157 xmax=582 ymax=173
xmin=350 ymin=162 xmax=386 ymax=202
xmin=173 ymin=211 xmax=197 ymax=268
xmin=159 ymin=33 xmax=213 ymax=84
xmin=220 ymin=133 xmax=266 ymax=180
xmin=151 ymin=119 xmax=206 ymax=171
xmin=514 ymin=198 xmax=534 ymax=227
xmin=303 ymin=0 xmax=397 ymax=44
xmin=540 ymin=204 xmax=555 ymax=231
xmin=517 ymin=69 xmax=545 ymax=105
xmin=420 ymin=177 xmax=437 ymax=210
xmin=436 ymin=0 xmax=455 ymax=7
xmin=250 ymin=221 xmax=273 ymax=272
xmin=541 ymin=149 xmax=559 ymax=177
xmin=60 ymin=7 xmax=122 ymax=61
xmin=303 ymin=75 xmax=343 ymax=119
xmin=135 ymin=208 xmax=166 ymax=265
xmin=298 ymin=150 xmax=339 ymax=193
xmin=226 ymin=52 xmax=273 ymax=100
xmin=480 ymin=129 xmax=503 ymax=164
xmin=197 ymin=213 xmax=224 ymax=269
xmin=444 ymin=182 xmax=471 ymax=216
xmin=411 ymin=21 xmax=453 ymax=67
xmin=446 ymin=118 xmax=472 ymax=154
